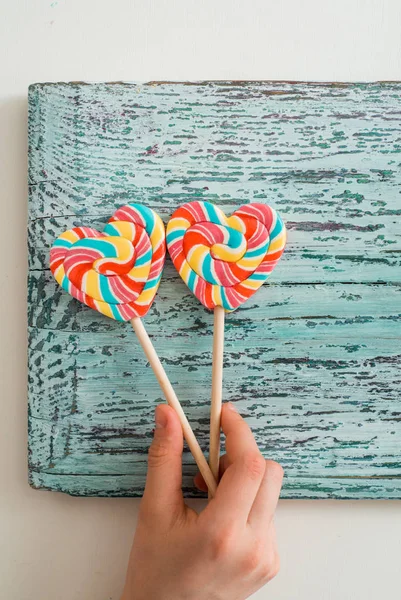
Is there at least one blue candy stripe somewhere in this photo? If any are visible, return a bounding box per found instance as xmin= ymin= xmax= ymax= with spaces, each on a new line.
xmin=99 ymin=275 xmax=118 ymax=304
xmin=269 ymin=215 xmax=284 ymax=242
xmin=247 ymin=272 xmax=268 ymax=281
xmin=204 ymin=202 xmax=225 ymax=226
xmin=53 ymin=239 xmax=73 ymax=248
xmin=187 ymin=269 xmax=196 ymax=291
xmin=225 ymin=226 xmax=244 ymax=248
xmin=219 ymin=286 xmax=232 ymax=311
xmin=76 ymin=238 xmax=119 ymax=257
xmin=245 ymin=241 xmax=269 ymax=258
xmin=61 ymin=275 xmax=70 ymax=292
xmin=110 ymin=303 xmax=121 ymax=320
xmin=166 ymin=228 xmax=186 ymax=244
xmin=201 ymin=253 xmax=218 ymax=285
xmin=129 ymin=203 xmax=155 ymax=235
xmin=143 ymin=276 xmax=161 ymax=291
xmin=135 ymin=248 xmax=152 ymax=267
xmin=104 ymin=222 xmax=122 ymax=236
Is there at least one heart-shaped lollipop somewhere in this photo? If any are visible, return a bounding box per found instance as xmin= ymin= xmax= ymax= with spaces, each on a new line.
xmin=50 ymin=203 xmax=166 ymax=321
xmin=49 ymin=202 xmax=217 ymax=496
xmin=166 ymin=200 xmax=286 ymax=489
xmin=166 ymin=201 xmax=286 ymax=311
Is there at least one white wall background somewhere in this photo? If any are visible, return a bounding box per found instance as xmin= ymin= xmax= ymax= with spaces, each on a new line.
xmin=1 ymin=1 xmax=400 ymax=598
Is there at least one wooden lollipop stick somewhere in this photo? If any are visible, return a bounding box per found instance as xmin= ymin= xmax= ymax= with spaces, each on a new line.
xmin=209 ymin=306 xmax=225 ymax=492
xmin=131 ymin=317 xmax=217 ymax=497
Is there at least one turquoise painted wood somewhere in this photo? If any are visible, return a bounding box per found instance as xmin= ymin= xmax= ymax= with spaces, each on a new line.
xmin=28 ymin=82 xmax=401 ymax=499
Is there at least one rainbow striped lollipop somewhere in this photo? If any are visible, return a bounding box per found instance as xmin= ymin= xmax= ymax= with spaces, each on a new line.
xmin=50 ymin=203 xmax=165 ymax=321
xmin=167 ymin=201 xmax=286 ymax=310
xmin=167 ymin=201 xmax=286 ymax=488
xmin=50 ymin=203 xmax=217 ymax=496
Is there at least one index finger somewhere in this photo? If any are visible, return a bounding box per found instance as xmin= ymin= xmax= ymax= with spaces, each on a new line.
xmin=205 ymin=403 xmax=266 ymax=523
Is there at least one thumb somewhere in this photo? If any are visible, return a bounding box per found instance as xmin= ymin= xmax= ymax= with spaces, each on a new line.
xmin=141 ymin=404 xmax=184 ymax=521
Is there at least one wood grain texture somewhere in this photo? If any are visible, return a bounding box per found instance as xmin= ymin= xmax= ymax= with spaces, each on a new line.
xmin=28 ymin=81 xmax=401 ymax=498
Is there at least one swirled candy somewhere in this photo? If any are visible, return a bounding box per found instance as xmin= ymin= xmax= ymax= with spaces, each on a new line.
xmin=50 ymin=204 xmax=166 ymax=321
xmin=166 ymin=201 xmax=286 ymax=311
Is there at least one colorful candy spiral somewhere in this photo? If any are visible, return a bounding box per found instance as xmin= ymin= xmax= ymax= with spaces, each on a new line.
xmin=50 ymin=203 xmax=166 ymax=321
xmin=166 ymin=201 xmax=286 ymax=310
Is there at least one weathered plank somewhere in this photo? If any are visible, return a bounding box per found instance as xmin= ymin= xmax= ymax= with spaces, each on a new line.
xmin=28 ymin=272 xmax=401 ymax=331
xmin=29 ymin=470 xmax=401 ymax=500
xmin=28 ymin=82 xmax=401 ymax=498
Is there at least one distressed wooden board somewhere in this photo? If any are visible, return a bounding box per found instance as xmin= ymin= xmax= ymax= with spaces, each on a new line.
xmin=28 ymin=81 xmax=401 ymax=499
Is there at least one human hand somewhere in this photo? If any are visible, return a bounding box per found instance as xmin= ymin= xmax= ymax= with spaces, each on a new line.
xmin=121 ymin=402 xmax=283 ymax=600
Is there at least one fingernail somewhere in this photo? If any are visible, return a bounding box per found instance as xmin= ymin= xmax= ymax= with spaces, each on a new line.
xmin=155 ymin=405 xmax=168 ymax=429
xmin=226 ymin=402 xmax=238 ymax=412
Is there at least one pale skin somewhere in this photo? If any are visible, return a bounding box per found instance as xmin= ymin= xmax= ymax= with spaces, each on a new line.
xmin=121 ymin=402 xmax=284 ymax=600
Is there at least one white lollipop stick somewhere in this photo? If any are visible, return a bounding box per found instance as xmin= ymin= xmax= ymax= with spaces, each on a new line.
xmin=209 ymin=306 xmax=225 ymax=496
xmin=131 ymin=317 xmax=217 ymax=498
